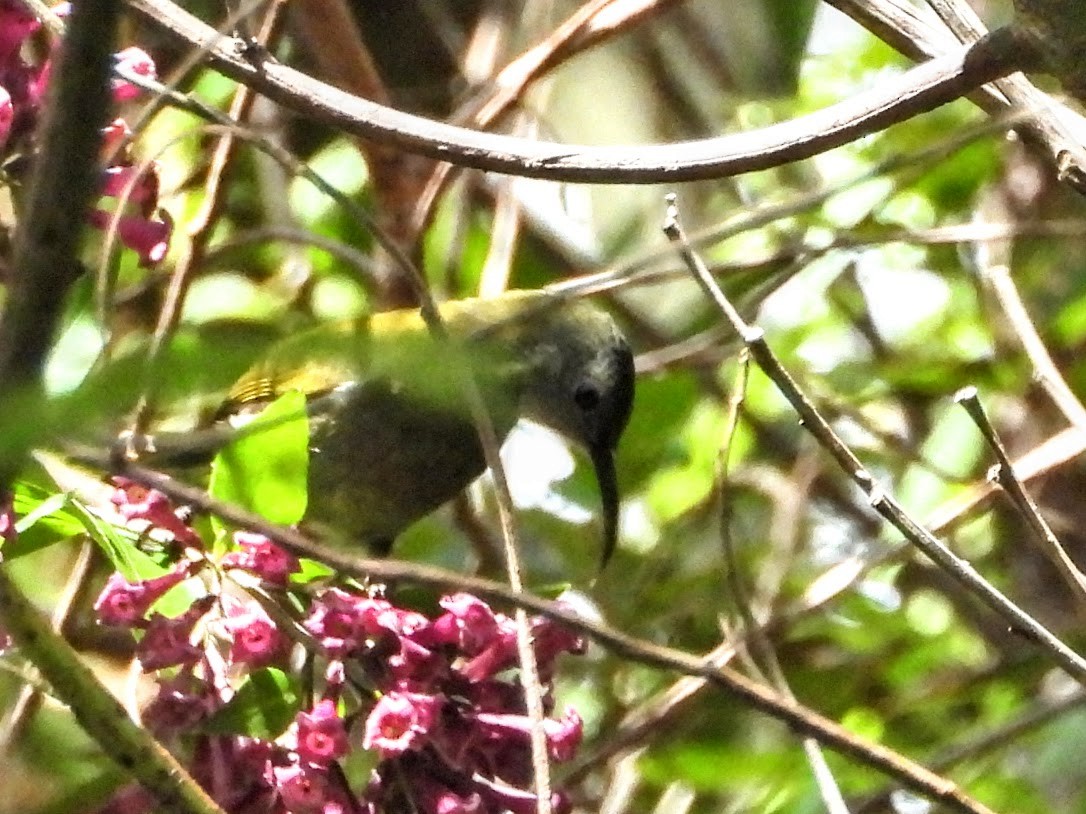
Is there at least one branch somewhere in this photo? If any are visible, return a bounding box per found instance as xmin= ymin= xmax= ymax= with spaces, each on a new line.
xmin=956 ymin=388 xmax=1086 ymax=608
xmin=126 ymin=0 xmax=1029 ymax=184
xmin=827 ymin=0 xmax=1086 ymax=192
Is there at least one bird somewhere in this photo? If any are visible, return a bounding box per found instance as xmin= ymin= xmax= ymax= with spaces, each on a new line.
xmin=149 ymin=289 xmax=635 ymax=566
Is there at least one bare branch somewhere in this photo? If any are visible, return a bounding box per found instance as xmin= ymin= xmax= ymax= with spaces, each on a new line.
xmin=127 ymin=0 xmax=1029 ymax=184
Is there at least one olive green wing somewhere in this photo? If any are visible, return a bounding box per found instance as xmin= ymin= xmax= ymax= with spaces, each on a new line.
xmin=221 ymin=316 xmax=375 ymax=416
xmin=220 ymin=294 xmax=544 ymax=418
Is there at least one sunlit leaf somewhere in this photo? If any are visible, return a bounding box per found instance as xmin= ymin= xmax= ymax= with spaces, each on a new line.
xmin=209 ymin=390 xmax=310 ymax=535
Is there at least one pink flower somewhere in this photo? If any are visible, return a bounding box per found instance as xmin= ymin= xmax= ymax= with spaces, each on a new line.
xmin=101 ymin=118 xmax=131 ymax=157
xmin=136 ymin=596 xmax=212 ymax=671
xmin=292 ymin=699 xmax=349 ymax=767
xmin=109 ymin=477 xmax=201 ymax=547
xmin=362 ymin=691 xmax=442 ymax=757
xmin=222 ymin=531 xmax=300 ymax=586
xmin=119 ymin=213 xmax=171 ymax=265
xmin=543 ymin=706 xmax=584 ymax=762
xmin=223 ymin=601 xmax=287 ymax=667
xmin=189 ymin=737 xmax=279 ymax=812
xmin=432 ymin=791 xmax=483 ymax=814
xmin=88 ymin=151 xmax=172 ymax=269
xmin=471 ymin=705 xmax=583 ymax=762
xmin=271 ymin=763 xmax=333 ymax=814
xmin=94 ymin=565 xmax=192 ymax=627
xmin=387 ymin=634 xmax=440 ymax=688
xmin=87 ymin=209 xmax=172 ymax=267
xmin=100 ymin=164 xmax=159 ymax=212
xmin=302 ymin=589 xmax=372 ymax=655
xmin=268 ymin=761 xmax=353 ymax=814
xmin=457 ymin=620 xmax=518 ymax=683
xmin=431 ymin=593 xmax=500 ymax=653
xmin=350 ymin=593 xmax=587 ymax=813
xmin=0 ymin=85 xmax=12 ymax=148
xmin=324 ymin=660 xmax=345 ymax=696
xmin=0 ymin=1 xmax=39 ymax=65
xmin=303 ymin=589 xmax=426 ymax=656
xmin=142 ymin=672 xmax=222 ymax=735
xmin=415 ymin=778 xmax=484 ymax=814
xmin=471 ymin=774 xmax=570 ymax=814
xmin=110 ymin=477 xmax=170 ymax=521
xmin=531 ymin=611 xmax=586 ymax=682
xmin=427 ymin=594 xmax=528 ymax=682
xmin=0 ymin=490 xmax=15 ymax=546
xmin=111 ymin=46 xmax=155 ymax=103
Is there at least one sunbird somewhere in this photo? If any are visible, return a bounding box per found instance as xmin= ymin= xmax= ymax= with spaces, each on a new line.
xmin=145 ymin=289 xmax=635 ymax=566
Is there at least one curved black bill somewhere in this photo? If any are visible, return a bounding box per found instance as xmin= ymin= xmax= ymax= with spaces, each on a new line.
xmin=590 ymin=444 xmax=620 ymax=569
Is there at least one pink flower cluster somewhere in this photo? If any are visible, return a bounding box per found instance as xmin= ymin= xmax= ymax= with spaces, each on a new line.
xmin=310 ymin=590 xmax=586 ymax=814
xmin=0 ymin=1 xmax=48 ymax=148
xmin=92 ymin=479 xmax=587 ymax=814
xmin=0 ymin=2 xmax=171 ymax=265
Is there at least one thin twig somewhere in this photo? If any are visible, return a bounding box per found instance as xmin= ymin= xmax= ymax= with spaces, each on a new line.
xmin=955 ymin=387 xmax=1086 ymax=606
xmin=478 ymin=113 xmax=534 ymax=299
xmin=471 ymin=124 xmax=552 ymax=779
xmin=717 ymin=355 xmax=850 ymax=814
xmin=201 ymin=225 xmax=381 ymax=281
xmin=925 ymin=0 xmax=987 ymax=43
xmin=718 ymin=350 xmax=762 ymax=682
xmin=967 ymin=211 xmax=1086 ymax=432
xmin=923 ymin=425 xmax=1086 ymax=534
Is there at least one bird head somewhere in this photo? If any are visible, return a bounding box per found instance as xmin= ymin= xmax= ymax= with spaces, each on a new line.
xmin=511 ymin=296 xmax=635 ymax=567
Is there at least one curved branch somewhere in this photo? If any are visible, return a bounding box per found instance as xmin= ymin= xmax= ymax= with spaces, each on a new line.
xmin=127 ymin=0 xmax=1027 ymax=184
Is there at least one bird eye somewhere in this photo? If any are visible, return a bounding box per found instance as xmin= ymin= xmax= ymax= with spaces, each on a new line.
xmin=574 ymin=382 xmax=601 ymax=411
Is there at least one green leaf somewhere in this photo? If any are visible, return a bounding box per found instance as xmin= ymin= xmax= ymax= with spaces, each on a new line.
xmin=209 ymin=390 xmax=310 ymax=534
xmin=65 ymin=499 xmax=167 ymax=583
xmin=8 ymin=485 xmax=84 ymax=558
xmin=6 ymin=482 xmax=152 ymax=572
xmin=13 ymin=484 xmax=81 ymax=536
xmin=202 ymin=668 xmax=301 ymax=739
xmin=295 ymin=557 xmax=334 ymax=583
